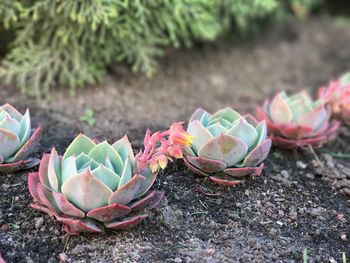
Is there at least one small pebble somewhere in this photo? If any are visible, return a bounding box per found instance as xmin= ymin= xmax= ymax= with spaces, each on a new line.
xmin=296 ymin=161 xmax=307 ymax=169
xmin=59 ymin=253 xmax=68 ymax=262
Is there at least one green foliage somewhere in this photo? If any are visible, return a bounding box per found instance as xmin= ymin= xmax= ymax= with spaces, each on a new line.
xmin=0 ymin=0 xmax=319 ymax=98
xmin=80 ymin=108 xmax=96 ymax=126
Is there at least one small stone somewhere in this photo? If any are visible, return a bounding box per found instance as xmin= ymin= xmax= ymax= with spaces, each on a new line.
xmin=59 ymin=253 xmax=68 ymax=262
xmin=296 ymin=161 xmax=307 ymax=169
xmin=322 ymin=154 xmax=335 ymax=168
xmin=339 ymin=167 xmax=350 ymax=178
xmin=289 ymin=209 xmax=298 ymax=220
xmin=340 ymin=188 xmax=350 ymax=196
xmin=336 ymin=180 xmax=350 ymax=188
xmin=35 ymin=217 xmax=44 ymax=229
xmin=341 ymin=234 xmax=347 ymax=240
xmin=280 ymin=170 xmax=290 ymax=179
xmin=174 ymin=257 xmax=182 ymax=263
xmin=305 ymin=173 xmax=315 ymax=179
xmin=205 ymin=248 xmax=215 ymax=256
xmin=1 ymin=224 xmax=9 ymax=232
xmin=310 ymin=208 xmax=323 ymax=217
xmin=274 ymin=198 xmax=285 ymax=202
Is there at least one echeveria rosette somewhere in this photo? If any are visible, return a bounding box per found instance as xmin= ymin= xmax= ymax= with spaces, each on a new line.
xmin=257 ymin=90 xmax=340 ymax=149
xmin=318 ymin=73 xmax=350 ymax=126
xmin=183 ymin=108 xmax=272 ymax=186
xmin=0 ymin=103 xmax=42 ymax=173
xmin=28 ymin=134 xmax=164 ymax=235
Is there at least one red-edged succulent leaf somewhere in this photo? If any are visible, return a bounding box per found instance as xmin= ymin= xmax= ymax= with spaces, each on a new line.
xmin=104 ymin=214 xmax=148 ymax=230
xmin=186 ymin=155 xmax=226 ymax=173
xmin=209 ymin=175 xmax=241 ymax=186
xmin=54 ymin=214 xmax=104 ymax=235
xmin=28 ymin=172 xmax=41 ymax=201
xmin=183 ymin=157 xmax=209 ymax=177
xmin=198 ymin=134 xmax=248 ymax=167
xmin=243 ymin=139 xmax=271 ymax=166
xmin=270 ymin=93 xmax=292 ymax=124
xmin=280 ymin=124 xmax=313 ymax=139
xmin=52 ymin=192 xmax=85 ymax=218
xmin=0 ymin=158 xmax=40 ymax=174
xmin=135 ymin=169 xmax=158 ymax=199
xmin=36 ymin=182 xmax=60 ymax=213
xmin=0 ymin=252 xmax=5 ymax=263
xmin=0 ymin=103 xmax=22 ymax=121
xmin=30 ymin=203 xmax=54 ymax=215
xmin=108 ymin=174 xmax=146 ymax=206
xmin=243 ymin=114 xmax=259 ymax=126
xmin=325 ymin=120 xmax=340 ymax=139
xmin=7 ymin=128 xmax=42 ymax=163
xmin=86 ymin=203 xmax=131 ymax=222
xmin=38 ymin=154 xmax=51 ymax=188
xmin=130 ymin=191 xmax=164 ymax=212
xmin=224 ymin=163 xmax=264 ymax=178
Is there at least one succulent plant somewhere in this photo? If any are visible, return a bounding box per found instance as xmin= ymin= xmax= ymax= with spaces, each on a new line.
xmin=28 ymin=133 xmax=164 ymax=235
xmin=318 ymin=73 xmax=350 ymax=126
xmin=257 ymin=90 xmax=340 ymax=149
xmin=0 ymin=103 xmax=42 ymax=173
xmin=28 ymin=123 xmax=191 ymax=235
xmin=183 ymin=108 xmax=271 ymax=186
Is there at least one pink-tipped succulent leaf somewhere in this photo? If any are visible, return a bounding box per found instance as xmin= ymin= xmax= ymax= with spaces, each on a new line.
xmin=318 ymin=73 xmax=350 ymax=126
xmin=184 ymin=108 xmax=272 ymax=186
xmin=28 ymin=134 xmax=164 ymax=235
xmin=256 ymin=90 xmax=339 ymax=149
xmin=0 ymin=103 xmax=42 ymax=174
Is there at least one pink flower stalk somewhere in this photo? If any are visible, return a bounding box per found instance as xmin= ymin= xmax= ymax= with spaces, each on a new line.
xmin=135 ymin=122 xmax=193 ymax=173
xmin=318 ymin=73 xmax=350 ymax=125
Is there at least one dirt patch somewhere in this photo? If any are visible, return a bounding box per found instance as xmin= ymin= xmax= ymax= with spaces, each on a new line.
xmin=1 ymin=17 xmax=350 ymax=262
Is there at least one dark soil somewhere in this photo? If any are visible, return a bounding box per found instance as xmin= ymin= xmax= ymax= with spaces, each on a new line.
xmin=1 ymin=17 xmax=350 ymax=263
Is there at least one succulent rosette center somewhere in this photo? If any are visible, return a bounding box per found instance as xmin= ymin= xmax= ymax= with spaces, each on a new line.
xmin=28 ymin=134 xmax=163 ymax=235
xmin=257 ymin=90 xmax=340 ymax=149
xmin=183 ymin=107 xmax=272 ymax=186
xmin=0 ymin=103 xmax=42 ymax=173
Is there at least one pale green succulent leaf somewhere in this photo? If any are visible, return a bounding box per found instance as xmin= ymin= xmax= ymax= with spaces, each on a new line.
xmin=269 ymin=92 xmax=293 ymax=123
xmin=61 ymin=155 xmax=78 ymax=183
xmin=112 ymin=135 xmax=135 ymax=164
xmin=63 ymin=134 xmax=96 ymax=160
xmin=207 ymin=123 xmax=227 ymax=137
xmin=187 ymin=120 xmax=213 ymax=154
xmin=75 ymin=152 xmax=92 ymax=170
xmin=255 ymin=120 xmax=268 ymax=146
xmin=199 ymin=112 xmax=211 ymax=126
xmin=0 ymin=104 xmax=23 ymax=121
xmin=18 ymin=109 xmax=31 ymax=146
xmin=0 ymin=128 xmax=20 ymax=159
xmin=118 ymin=157 xmax=132 ymax=188
xmin=227 ymin=118 xmax=258 ymax=150
xmin=92 ymin=165 xmax=120 ymax=190
xmin=79 ymin=159 xmax=100 ymax=172
xmin=0 ymin=114 xmax=21 ymax=136
xmin=61 ymin=169 xmax=113 ymax=212
xmin=48 ymin=148 xmax=61 ymax=192
xmin=88 ymin=141 xmax=123 ymax=174
xmin=103 ymin=156 xmax=115 ymax=172
xmin=198 ymin=134 xmax=248 ymax=167
xmin=210 ymin=107 xmax=241 ymax=123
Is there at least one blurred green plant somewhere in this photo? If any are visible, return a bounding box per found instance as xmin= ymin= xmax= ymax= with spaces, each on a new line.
xmin=0 ymin=0 xmax=320 ymax=98
xmin=80 ymin=108 xmax=96 ymax=126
